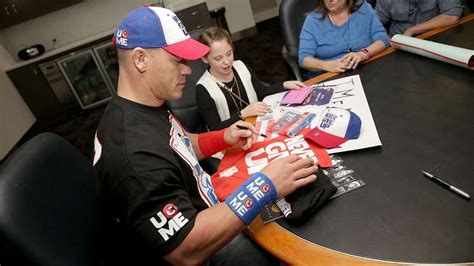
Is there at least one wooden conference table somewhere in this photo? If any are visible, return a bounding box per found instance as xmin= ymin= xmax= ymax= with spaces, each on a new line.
xmin=245 ymin=14 xmax=474 ymax=265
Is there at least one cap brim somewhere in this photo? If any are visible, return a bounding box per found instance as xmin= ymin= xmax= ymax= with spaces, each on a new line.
xmin=304 ymin=128 xmax=348 ymax=149
xmin=163 ymin=38 xmax=210 ymax=60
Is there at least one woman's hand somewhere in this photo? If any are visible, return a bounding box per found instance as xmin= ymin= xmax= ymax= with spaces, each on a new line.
xmin=283 ymin=80 xmax=306 ymax=90
xmin=323 ymin=59 xmax=347 ymax=73
xmin=240 ymin=102 xmax=270 ymax=118
xmin=342 ymin=52 xmax=367 ymax=69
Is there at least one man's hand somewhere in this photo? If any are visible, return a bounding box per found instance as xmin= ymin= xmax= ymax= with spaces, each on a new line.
xmin=261 ymin=155 xmax=317 ymax=198
xmin=403 ymin=27 xmax=415 ymax=37
xmin=240 ymin=102 xmax=270 ymax=118
xmin=223 ymin=121 xmax=258 ymax=150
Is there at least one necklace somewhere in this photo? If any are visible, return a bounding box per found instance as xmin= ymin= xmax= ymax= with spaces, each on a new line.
xmin=209 ymin=71 xmax=250 ymax=111
xmin=328 ymin=12 xmax=351 ymax=53
xmin=225 ymin=76 xmax=244 ymax=110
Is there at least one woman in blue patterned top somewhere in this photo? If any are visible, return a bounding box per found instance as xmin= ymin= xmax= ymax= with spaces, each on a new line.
xmin=298 ymin=0 xmax=390 ymax=78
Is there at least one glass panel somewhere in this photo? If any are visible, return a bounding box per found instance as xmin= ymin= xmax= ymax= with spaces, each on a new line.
xmin=94 ymin=42 xmax=119 ymax=90
xmin=58 ymin=51 xmax=112 ymax=109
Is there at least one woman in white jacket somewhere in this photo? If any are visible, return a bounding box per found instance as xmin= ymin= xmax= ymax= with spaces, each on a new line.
xmin=196 ymin=26 xmax=304 ymax=130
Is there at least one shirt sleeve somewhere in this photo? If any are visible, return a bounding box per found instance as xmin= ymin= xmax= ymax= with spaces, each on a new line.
xmin=196 ymin=83 xmax=240 ymax=131
xmin=298 ymin=13 xmax=319 ymax=67
xmin=439 ymin=0 xmax=463 ymax=17
xmin=367 ymin=3 xmax=391 ymax=47
xmin=113 ymin=167 xmax=198 ymax=257
xmin=375 ymin=0 xmax=391 ymax=25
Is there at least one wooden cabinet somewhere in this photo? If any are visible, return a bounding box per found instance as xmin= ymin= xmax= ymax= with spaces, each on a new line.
xmin=0 ymin=0 xmax=82 ymax=29
xmin=5 ymin=35 xmax=117 ymax=128
xmin=175 ymin=2 xmax=212 ymax=33
xmin=6 ymin=64 xmax=71 ymax=128
xmin=0 ymin=0 xmax=20 ymax=28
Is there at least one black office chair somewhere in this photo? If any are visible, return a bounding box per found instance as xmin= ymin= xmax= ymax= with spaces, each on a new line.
xmin=367 ymin=0 xmax=376 ymax=8
xmin=279 ymin=0 xmax=315 ymax=81
xmin=0 ymin=133 xmax=99 ymax=266
xmin=165 ymin=29 xmax=210 ymax=133
xmin=165 ymin=59 xmax=221 ymax=174
xmin=166 ymin=58 xmax=209 ymax=133
xmin=462 ymin=0 xmax=473 ymax=14
xmin=468 ymin=0 xmax=474 ymax=12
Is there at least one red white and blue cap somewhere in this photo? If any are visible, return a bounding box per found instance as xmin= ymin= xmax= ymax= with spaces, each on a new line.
xmin=112 ymin=6 xmax=210 ymax=60
xmin=304 ymin=107 xmax=361 ymax=148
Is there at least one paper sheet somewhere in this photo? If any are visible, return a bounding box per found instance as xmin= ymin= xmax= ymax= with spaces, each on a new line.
xmin=391 ymin=34 xmax=474 ymax=70
xmin=260 ymin=75 xmax=382 ymax=154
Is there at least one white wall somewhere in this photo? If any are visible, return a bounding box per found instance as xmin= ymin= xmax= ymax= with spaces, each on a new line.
xmin=221 ymin=0 xmax=255 ymax=34
xmin=0 ymin=0 xmax=258 ymax=60
xmin=203 ymin=0 xmax=257 ymax=34
xmin=250 ymin=0 xmax=279 ymax=23
xmin=0 ymin=37 xmax=35 ymax=160
xmin=205 ymin=0 xmax=222 ymax=10
xmin=0 ymin=0 xmax=146 ymax=61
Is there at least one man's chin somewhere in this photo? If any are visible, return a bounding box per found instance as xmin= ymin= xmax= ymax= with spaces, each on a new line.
xmin=172 ymin=88 xmax=184 ymax=100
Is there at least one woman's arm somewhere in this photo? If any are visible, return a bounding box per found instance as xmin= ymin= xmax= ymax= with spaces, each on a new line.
xmin=298 ymin=13 xmax=348 ymax=73
xmin=369 ymin=6 xmax=391 ymax=48
xmin=340 ymin=7 xmax=389 ymax=70
xmin=327 ymin=4 xmax=390 ymax=71
xmin=341 ymin=40 xmax=386 ymax=69
xmin=364 ymin=40 xmax=386 ymax=57
xmin=302 ymin=56 xmax=348 ymax=72
xmin=375 ymin=0 xmax=391 ymax=25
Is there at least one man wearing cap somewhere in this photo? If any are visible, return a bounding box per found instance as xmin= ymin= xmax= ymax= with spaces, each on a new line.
xmin=93 ymin=6 xmax=318 ymax=265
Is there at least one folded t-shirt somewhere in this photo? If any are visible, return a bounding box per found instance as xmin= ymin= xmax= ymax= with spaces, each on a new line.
xmin=211 ymin=134 xmax=333 ymax=201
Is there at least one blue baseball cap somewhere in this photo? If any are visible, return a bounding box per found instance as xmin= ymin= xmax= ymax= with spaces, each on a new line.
xmin=112 ymin=6 xmax=210 ymax=60
xmin=304 ymin=107 xmax=362 ymax=148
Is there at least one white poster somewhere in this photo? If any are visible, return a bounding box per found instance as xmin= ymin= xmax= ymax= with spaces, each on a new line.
xmin=259 ymin=74 xmax=381 ymax=154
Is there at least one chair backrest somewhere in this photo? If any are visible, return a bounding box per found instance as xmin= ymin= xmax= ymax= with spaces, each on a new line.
xmin=462 ymin=0 xmax=473 ymax=14
xmin=367 ymin=0 xmax=376 ymax=8
xmin=0 ymin=133 xmax=98 ymax=266
xmin=468 ymin=0 xmax=474 ymax=12
xmin=166 ymin=58 xmax=209 ymax=133
xmin=279 ymin=0 xmax=315 ymax=80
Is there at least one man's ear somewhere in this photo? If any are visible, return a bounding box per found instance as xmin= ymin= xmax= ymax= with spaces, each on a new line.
xmin=132 ymin=48 xmax=147 ymax=73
